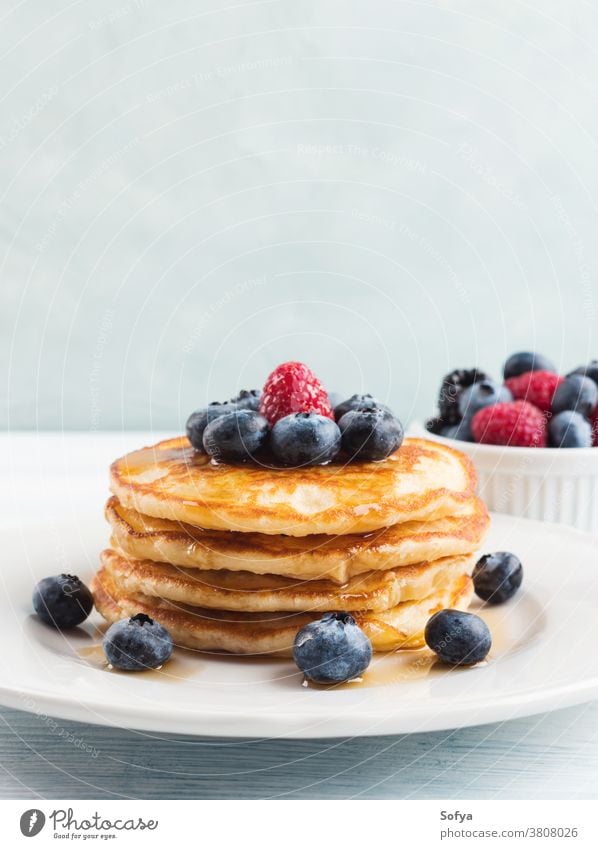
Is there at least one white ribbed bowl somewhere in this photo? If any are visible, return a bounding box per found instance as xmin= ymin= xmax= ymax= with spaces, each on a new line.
xmin=410 ymin=422 xmax=598 ymax=533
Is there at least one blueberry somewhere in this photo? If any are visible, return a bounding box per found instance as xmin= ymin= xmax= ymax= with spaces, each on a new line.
xmin=203 ymin=409 xmax=269 ymax=462
xmin=293 ymin=612 xmax=372 ymax=684
xmin=186 ymin=402 xmax=237 ymax=451
xmin=103 ymin=613 xmax=173 ymax=671
xmin=333 ymin=393 xmax=391 ymax=421
xmin=440 ymin=424 xmax=459 ymax=439
xmin=230 ymin=389 xmax=261 ymax=410
xmin=458 ymin=380 xmax=512 ymax=419
xmin=438 ymin=368 xmax=490 ymax=425
xmin=425 ymin=609 xmax=492 ymax=665
xmin=552 ymin=374 xmax=598 ymax=419
xmin=440 ymin=418 xmax=473 ymax=441
xmin=472 ymin=551 xmax=523 ymax=604
xmin=549 ymin=410 xmax=592 ymax=448
xmin=503 ymin=351 xmax=556 ymax=380
xmin=428 ymin=414 xmax=471 ymax=438
xmin=568 ymin=361 xmax=598 ymax=387
xmin=33 ymin=574 xmax=93 ymax=629
xmin=270 ymin=412 xmax=340 ymax=466
xmin=339 ymin=408 xmax=404 ymax=460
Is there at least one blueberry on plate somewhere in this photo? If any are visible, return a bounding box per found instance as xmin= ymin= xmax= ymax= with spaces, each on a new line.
xmin=339 ymin=408 xmax=404 ymax=461
xmin=472 ymin=551 xmax=523 ymax=604
xmin=203 ymin=409 xmax=269 ymax=462
xmin=552 ymin=374 xmax=598 ymax=419
xmin=458 ymin=380 xmax=512 ymax=419
xmin=230 ymin=389 xmax=261 ymax=411
xmin=567 ymin=360 xmax=598 ymax=387
xmin=293 ymin=612 xmax=372 ymax=684
xmin=103 ymin=613 xmax=173 ymax=671
xmin=33 ymin=574 xmax=94 ymax=629
xmin=333 ymin=393 xmax=391 ymax=421
xmin=270 ymin=412 xmax=341 ymax=466
xmin=503 ymin=351 xmax=556 ymax=380
xmin=425 ymin=609 xmax=492 ymax=665
xmin=438 ymin=368 xmax=490 ymax=425
xmin=186 ymin=402 xmax=237 ymax=450
xmin=549 ymin=410 xmax=592 ymax=448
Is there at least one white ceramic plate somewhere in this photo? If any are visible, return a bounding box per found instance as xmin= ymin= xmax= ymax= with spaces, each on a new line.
xmin=1 ymin=513 xmax=597 ymax=739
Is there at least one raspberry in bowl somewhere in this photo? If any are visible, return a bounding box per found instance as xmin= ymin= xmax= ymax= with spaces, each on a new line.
xmin=417 ymin=352 xmax=598 ymax=532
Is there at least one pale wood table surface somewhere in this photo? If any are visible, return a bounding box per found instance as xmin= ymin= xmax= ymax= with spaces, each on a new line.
xmin=1 ymin=702 xmax=598 ymax=799
xmin=1 ymin=433 xmax=597 ymax=800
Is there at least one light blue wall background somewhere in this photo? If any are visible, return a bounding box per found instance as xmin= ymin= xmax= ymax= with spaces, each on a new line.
xmin=2 ymin=0 xmax=598 ymax=431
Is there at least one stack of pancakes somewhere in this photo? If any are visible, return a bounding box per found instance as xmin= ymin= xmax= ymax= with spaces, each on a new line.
xmin=92 ymin=436 xmax=489 ymax=655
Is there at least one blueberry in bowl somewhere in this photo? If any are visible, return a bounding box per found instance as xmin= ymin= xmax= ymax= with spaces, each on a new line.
xmin=103 ymin=613 xmax=173 ymax=671
xmin=567 ymin=360 xmax=598 ymax=386
xmin=270 ymin=412 xmax=341 ymax=466
xmin=293 ymin=612 xmax=372 ymax=684
xmin=503 ymin=351 xmax=556 ymax=380
xmin=457 ymin=380 xmax=512 ymax=420
xmin=551 ymin=374 xmax=598 ymax=419
xmin=549 ymin=410 xmax=593 ymax=448
xmin=439 ymin=418 xmax=474 ymax=442
xmin=33 ymin=574 xmax=94 ymax=629
xmin=472 ymin=551 xmax=523 ymax=604
xmin=425 ymin=609 xmax=492 ymax=666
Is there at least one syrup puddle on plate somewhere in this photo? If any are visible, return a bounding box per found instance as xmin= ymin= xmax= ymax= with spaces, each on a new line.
xmin=74 ymin=594 xmax=539 ymax=689
xmin=76 ymin=645 xmax=201 ymax=682
xmin=301 ymin=599 xmax=533 ymax=690
xmin=301 ymin=650 xmax=437 ymax=690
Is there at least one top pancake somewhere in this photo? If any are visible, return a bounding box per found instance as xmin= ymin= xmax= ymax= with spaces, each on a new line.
xmin=110 ymin=436 xmax=477 ymax=537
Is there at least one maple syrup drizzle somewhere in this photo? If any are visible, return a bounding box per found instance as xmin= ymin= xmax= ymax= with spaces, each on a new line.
xmin=76 ymin=645 xmax=201 ymax=681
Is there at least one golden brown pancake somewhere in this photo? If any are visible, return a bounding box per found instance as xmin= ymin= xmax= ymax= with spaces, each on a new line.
xmin=109 ymin=436 xmax=478 ymax=537
xmin=91 ymin=567 xmax=473 ymax=655
xmin=100 ymin=547 xmax=474 ymax=613
xmin=106 ymin=495 xmax=488 ymax=583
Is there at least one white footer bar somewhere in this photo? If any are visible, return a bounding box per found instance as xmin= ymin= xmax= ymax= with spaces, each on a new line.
xmin=0 ymin=799 xmax=596 ymax=847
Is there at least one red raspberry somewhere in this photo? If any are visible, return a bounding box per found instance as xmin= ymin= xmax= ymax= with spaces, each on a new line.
xmin=505 ymin=369 xmax=563 ymax=414
xmin=259 ymin=361 xmax=333 ymax=425
xmin=471 ymin=400 xmax=547 ymax=447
